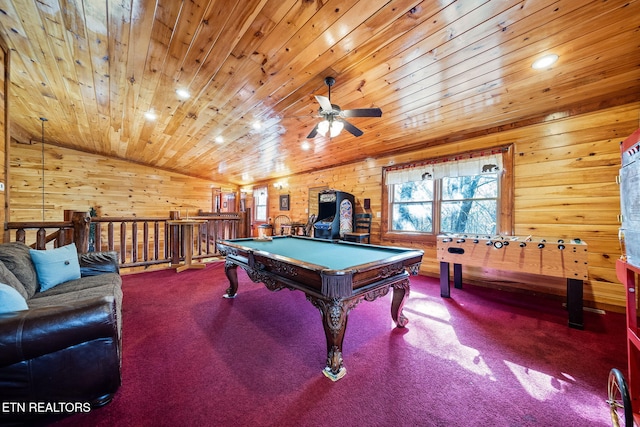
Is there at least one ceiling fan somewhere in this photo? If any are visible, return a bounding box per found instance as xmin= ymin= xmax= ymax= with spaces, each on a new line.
xmin=307 ymin=76 xmax=382 ymax=139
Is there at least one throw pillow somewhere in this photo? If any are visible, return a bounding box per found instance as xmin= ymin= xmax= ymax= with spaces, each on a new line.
xmin=0 ymin=261 xmax=29 ymax=300
xmin=30 ymin=243 xmax=81 ymax=292
xmin=0 ymin=283 xmax=28 ymax=313
xmin=0 ymin=242 xmax=38 ymax=298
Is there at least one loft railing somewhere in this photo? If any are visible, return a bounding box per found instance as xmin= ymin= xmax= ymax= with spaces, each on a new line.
xmin=5 ymin=211 xmax=88 ymax=251
xmin=5 ymin=209 xmax=250 ymax=269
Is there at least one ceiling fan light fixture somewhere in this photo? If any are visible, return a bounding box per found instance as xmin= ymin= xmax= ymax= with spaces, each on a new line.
xmin=307 ymin=77 xmax=381 ymax=139
xmin=317 ymin=120 xmax=330 ymax=136
xmin=317 ymin=119 xmax=344 ymax=137
xmin=329 ymin=120 xmax=343 ymax=137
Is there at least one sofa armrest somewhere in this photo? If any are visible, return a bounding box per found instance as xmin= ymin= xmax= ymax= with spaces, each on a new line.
xmin=0 ymin=296 xmax=118 ymax=367
xmin=79 ymin=251 xmax=120 ymax=276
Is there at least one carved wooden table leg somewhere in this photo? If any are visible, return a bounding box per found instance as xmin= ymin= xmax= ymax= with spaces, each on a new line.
xmin=391 ymin=277 xmax=410 ymax=327
xmin=223 ymin=260 xmax=239 ymax=298
xmin=308 ymin=296 xmax=360 ymax=381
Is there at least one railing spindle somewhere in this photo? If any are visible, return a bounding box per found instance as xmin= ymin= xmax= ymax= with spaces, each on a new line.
xmin=131 ymin=221 xmax=138 ymax=262
xmin=143 ymin=222 xmax=149 ymax=261
xmin=154 ymin=221 xmax=160 ymax=261
xmin=170 ymin=220 xmax=180 ymax=266
xmin=36 ymin=228 xmax=46 ymax=249
xmin=120 ymin=222 xmax=127 ymax=264
xmin=94 ymin=222 xmax=102 ymax=251
xmin=108 ymin=222 xmax=115 ymax=251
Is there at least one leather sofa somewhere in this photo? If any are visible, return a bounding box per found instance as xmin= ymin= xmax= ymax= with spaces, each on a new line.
xmin=0 ymin=242 xmax=123 ymax=424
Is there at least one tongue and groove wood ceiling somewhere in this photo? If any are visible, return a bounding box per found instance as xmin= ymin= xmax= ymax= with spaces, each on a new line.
xmin=0 ymin=0 xmax=638 ymax=185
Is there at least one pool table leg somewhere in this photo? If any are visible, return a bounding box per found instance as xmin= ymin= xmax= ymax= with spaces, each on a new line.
xmin=223 ymin=260 xmax=239 ymax=298
xmin=391 ymin=278 xmax=410 ymax=327
xmin=310 ymin=297 xmax=360 ymax=381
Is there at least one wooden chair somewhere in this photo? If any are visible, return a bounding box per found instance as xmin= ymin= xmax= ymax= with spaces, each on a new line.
xmin=303 ymin=214 xmax=316 ymax=237
xmin=273 ymin=215 xmax=291 ymax=235
xmin=343 ymin=213 xmax=372 ymax=244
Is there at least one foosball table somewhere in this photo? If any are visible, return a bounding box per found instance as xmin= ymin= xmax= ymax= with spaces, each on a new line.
xmin=437 ymin=234 xmax=589 ymax=329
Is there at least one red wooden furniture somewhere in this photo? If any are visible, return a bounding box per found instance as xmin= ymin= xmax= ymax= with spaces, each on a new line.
xmin=611 ymin=260 xmax=640 ymax=425
xmin=607 ymin=128 xmax=640 ymax=425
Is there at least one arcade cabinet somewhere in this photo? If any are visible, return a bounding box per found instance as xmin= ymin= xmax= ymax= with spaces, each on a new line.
xmin=313 ymin=190 xmax=355 ymax=240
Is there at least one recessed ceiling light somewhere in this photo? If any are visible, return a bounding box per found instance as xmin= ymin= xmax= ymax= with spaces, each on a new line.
xmin=144 ymin=110 xmax=157 ymax=120
xmin=176 ymin=89 xmax=190 ymax=99
xmin=532 ymin=54 xmax=559 ymax=70
xmin=214 ymin=136 xmax=224 ymax=143
xmin=252 ymin=121 xmax=262 ymax=130
xmin=301 ymin=141 xmax=310 ymax=150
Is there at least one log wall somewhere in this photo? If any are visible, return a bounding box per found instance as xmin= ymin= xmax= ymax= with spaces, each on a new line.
xmin=6 ymin=103 xmax=639 ymax=310
xmin=256 ymin=103 xmax=640 ymax=311
xmin=8 ymin=141 xmax=233 ymax=222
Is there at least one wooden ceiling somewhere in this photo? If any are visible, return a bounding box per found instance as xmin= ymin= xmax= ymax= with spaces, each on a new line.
xmin=0 ymin=0 xmax=638 ymax=186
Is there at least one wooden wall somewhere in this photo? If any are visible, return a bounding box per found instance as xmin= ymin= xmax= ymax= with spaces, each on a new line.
xmin=257 ymin=103 xmax=640 ymax=311
xmin=6 ymin=102 xmax=639 ymax=310
xmin=8 ymin=141 xmax=232 ymax=223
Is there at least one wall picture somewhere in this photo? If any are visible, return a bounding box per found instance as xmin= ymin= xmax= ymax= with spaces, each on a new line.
xmin=279 ymin=194 xmax=290 ymax=211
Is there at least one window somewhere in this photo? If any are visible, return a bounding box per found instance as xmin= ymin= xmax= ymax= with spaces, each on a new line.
xmin=253 ymin=187 xmax=268 ymax=221
xmin=391 ymin=180 xmax=434 ymax=232
xmin=383 ymin=147 xmax=512 ymax=241
xmin=440 ymin=174 xmax=498 ymax=234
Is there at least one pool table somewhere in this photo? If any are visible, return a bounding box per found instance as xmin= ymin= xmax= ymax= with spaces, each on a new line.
xmin=216 ymin=236 xmax=423 ymax=381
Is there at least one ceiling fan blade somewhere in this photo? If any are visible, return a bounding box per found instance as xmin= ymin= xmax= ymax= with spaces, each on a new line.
xmin=315 ymin=95 xmax=333 ymax=113
xmin=339 ymin=118 xmax=363 ymax=137
xmin=307 ymin=124 xmax=319 ymax=138
xmin=341 ymin=107 xmax=382 ymax=118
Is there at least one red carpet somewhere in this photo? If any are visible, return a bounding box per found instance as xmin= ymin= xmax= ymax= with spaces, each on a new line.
xmin=52 ymin=262 xmax=625 ymax=426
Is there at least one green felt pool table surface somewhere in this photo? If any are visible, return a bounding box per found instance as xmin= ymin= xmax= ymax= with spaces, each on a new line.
xmin=221 ymin=236 xmax=413 ymax=270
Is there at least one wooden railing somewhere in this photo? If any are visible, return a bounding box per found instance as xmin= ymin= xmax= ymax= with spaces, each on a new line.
xmin=5 ymin=210 xmax=250 ymax=269
xmin=6 ymin=211 xmax=90 ymax=251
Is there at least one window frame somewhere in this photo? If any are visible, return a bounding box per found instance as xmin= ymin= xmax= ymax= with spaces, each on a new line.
xmin=381 ymin=145 xmax=514 ymax=245
xmin=389 ymin=179 xmax=435 ymax=233
xmin=253 ymin=186 xmax=268 ymax=222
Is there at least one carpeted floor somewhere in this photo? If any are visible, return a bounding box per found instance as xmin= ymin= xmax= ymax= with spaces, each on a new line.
xmin=52 ymin=262 xmax=626 ymax=426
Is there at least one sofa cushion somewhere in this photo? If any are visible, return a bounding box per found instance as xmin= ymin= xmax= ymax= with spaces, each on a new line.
xmin=30 ymin=243 xmax=81 ymax=292
xmin=32 ymin=273 xmax=122 ymax=298
xmin=0 ymin=242 xmax=38 ymax=298
xmin=0 ymin=283 xmax=29 ymax=313
xmin=28 ymin=281 xmax=123 ymax=309
xmin=0 ymin=261 xmax=29 ymax=300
